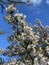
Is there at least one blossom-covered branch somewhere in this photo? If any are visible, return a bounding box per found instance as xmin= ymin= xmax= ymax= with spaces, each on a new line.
xmin=0 ymin=3 xmax=49 ymax=65
xmin=0 ymin=0 xmax=32 ymax=13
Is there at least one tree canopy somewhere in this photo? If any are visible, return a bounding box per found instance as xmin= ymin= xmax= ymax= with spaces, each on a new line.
xmin=0 ymin=0 xmax=49 ymax=65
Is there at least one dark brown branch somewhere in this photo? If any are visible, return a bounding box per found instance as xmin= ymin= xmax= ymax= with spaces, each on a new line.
xmin=0 ymin=2 xmax=5 ymax=13
xmin=7 ymin=0 xmax=33 ymax=6
xmin=0 ymin=0 xmax=33 ymax=6
xmin=0 ymin=0 xmax=10 ymax=4
xmin=0 ymin=0 xmax=33 ymax=13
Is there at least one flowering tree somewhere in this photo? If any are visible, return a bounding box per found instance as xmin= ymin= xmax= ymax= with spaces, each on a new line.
xmin=0 ymin=0 xmax=31 ymax=13
xmin=0 ymin=0 xmax=49 ymax=65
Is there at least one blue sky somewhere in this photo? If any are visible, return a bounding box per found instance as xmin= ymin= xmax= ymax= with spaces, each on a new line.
xmin=0 ymin=0 xmax=49 ymax=60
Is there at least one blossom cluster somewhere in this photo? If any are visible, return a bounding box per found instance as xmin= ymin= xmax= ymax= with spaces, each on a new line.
xmin=0 ymin=4 xmax=49 ymax=65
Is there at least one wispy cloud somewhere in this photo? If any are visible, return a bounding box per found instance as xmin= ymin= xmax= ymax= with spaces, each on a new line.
xmin=30 ymin=0 xmax=42 ymax=6
xmin=46 ymin=0 xmax=49 ymax=5
xmin=22 ymin=0 xmax=42 ymax=6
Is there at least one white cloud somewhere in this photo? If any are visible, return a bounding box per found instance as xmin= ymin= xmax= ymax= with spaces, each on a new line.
xmin=22 ymin=0 xmax=42 ymax=6
xmin=30 ymin=0 xmax=42 ymax=6
xmin=46 ymin=0 xmax=49 ymax=5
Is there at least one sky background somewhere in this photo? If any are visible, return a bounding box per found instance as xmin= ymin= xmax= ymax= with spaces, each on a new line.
xmin=0 ymin=0 xmax=49 ymax=60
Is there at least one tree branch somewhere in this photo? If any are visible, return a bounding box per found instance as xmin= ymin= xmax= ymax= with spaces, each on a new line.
xmin=0 ymin=0 xmax=33 ymax=13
